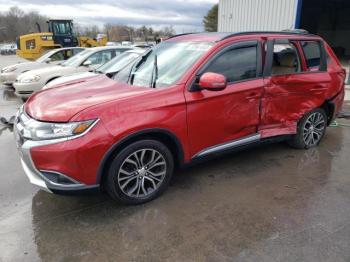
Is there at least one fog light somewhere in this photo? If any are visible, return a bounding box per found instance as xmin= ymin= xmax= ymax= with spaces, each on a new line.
xmin=40 ymin=171 xmax=78 ymax=185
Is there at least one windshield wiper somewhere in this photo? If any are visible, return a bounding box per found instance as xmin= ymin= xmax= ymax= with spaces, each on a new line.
xmin=150 ymin=54 xmax=158 ymax=88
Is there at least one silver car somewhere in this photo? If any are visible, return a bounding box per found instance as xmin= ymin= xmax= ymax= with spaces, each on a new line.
xmin=13 ymin=46 xmax=132 ymax=98
xmin=43 ymin=48 xmax=147 ymax=89
xmin=0 ymin=47 xmax=84 ymax=86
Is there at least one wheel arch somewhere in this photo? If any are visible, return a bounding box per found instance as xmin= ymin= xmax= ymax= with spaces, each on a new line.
xmin=45 ymin=76 xmax=60 ymax=85
xmin=96 ymin=128 xmax=185 ymax=186
xmin=320 ymin=100 xmax=335 ymax=125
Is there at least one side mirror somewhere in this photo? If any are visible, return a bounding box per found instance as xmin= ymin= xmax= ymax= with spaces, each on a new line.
xmin=83 ymin=60 xmax=92 ymax=67
xmin=45 ymin=58 xmax=52 ymax=63
xmin=198 ymin=72 xmax=227 ymax=91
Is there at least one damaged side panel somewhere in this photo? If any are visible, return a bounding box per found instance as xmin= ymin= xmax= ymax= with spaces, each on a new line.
xmin=259 ymin=72 xmax=331 ymax=138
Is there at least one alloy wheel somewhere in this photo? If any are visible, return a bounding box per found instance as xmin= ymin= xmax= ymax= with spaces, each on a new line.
xmin=303 ymin=112 xmax=326 ymax=147
xmin=117 ymin=148 xmax=167 ymax=198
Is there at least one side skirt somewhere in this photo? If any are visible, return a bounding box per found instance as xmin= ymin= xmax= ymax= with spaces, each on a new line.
xmin=193 ymin=134 xmax=261 ymax=159
xmin=190 ymin=134 xmax=290 ymax=163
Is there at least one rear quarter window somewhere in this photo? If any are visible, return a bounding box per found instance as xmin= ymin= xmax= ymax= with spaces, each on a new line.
xmin=300 ymin=41 xmax=322 ymax=71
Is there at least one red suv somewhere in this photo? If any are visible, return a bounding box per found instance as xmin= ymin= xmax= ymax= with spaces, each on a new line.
xmin=14 ymin=31 xmax=345 ymax=204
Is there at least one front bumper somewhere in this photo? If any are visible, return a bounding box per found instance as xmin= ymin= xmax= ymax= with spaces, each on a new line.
xmin=13 ymin=81 xmax=42 ymax=98
xmin=14 ymin=109 xmax=100 ymax=194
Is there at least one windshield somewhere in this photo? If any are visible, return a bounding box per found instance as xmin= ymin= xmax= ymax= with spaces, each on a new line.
xmin=115 ymin=41 xmax=213 ymax=88
xmin=97 ymin=51 xmax=143 ymax=74
xmin=36 ymin=49 xmax=58 ymax=63
xmin=61 ymin=49 xmax=94 ymax=67
xmin=53 ymin=21 xmax=72 ymax=36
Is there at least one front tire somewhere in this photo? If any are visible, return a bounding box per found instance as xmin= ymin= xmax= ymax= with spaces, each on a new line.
xmin=288 ymin=108 xmax=327 ymax=149
xmin=105 ymin=140 xmax=174 ymax=205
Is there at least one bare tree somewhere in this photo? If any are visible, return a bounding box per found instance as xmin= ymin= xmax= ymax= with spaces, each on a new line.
xmin=0 ymin=6 xmax=47 ymax=42
xmin=0 ymin=6 xmax=176 ymax=43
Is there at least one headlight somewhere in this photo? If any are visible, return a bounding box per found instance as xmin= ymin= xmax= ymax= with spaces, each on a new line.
xmin=20 ymin=116 xmax=98 ymax=140
xmin=19 ymin=75 xmax=41 ymax=83
xmin=2 ymin=66 xmax=17 ymax=73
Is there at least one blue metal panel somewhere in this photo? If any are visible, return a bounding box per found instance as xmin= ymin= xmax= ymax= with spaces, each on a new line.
xmin=295 ymin=0 xmax=303 ymax=28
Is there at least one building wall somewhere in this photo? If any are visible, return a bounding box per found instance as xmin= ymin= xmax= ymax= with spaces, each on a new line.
xmin=218 ymin=0 xmax=300 ymax=32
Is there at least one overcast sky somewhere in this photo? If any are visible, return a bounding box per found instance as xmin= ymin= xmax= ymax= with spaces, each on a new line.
xmin=0 ymin=0 xmax=218 ymax=32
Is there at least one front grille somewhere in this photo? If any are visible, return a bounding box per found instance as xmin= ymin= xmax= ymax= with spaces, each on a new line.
xmin=18 ymin=91 xmax=33 ymax=94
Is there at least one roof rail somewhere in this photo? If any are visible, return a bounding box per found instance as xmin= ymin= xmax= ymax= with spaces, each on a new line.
xmin=219 ymin=30 xmax=314 ymax=41
xmin=166 ymin=32 xmax=197 ymax=40
xmin=282 ymin=29 xmax=309 ymax=34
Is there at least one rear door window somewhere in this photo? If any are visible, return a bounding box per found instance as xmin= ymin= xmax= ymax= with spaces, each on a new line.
xmin=272 ymin=41 xmax=301 ymax=76
xmin=300 ymin=41 xmax=322 ymax=71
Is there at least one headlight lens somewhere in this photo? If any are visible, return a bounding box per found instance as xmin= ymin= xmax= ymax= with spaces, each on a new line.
xmin=20 ymin=116 xmax=98 ymax=140
xmin=2 ymin=66 xmax=17 ymax=73
xmin=19 ymin=75 xmax=41 ymax=83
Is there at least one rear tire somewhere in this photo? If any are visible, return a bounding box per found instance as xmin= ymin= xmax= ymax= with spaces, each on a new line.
xmin=288 ymin=108 xmax=327 ymax=149
xmin=105 ymin=140 xmax=174 ymax=205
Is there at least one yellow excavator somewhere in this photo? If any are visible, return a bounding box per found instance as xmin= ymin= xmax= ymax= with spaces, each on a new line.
xmin=16 ymin=19 xmax=108 ymax=60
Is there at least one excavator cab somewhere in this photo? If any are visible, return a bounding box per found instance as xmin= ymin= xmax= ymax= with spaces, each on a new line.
xmin=47 ymin=20 xmax=78 ymax=47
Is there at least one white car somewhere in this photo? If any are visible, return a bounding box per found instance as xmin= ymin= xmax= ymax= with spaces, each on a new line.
xmin=0 ymin=47 xmax=84 ymax=86
xmin=43 ymin=48 xmax=147 ymax=89
xmin=14 ymin=46 xmax=132 ymax=98
xmin=0 ymin=43 xmax=17 ymax=55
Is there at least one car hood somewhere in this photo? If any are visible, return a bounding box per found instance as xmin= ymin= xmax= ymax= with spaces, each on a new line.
xmin=15 ymin=61 xmax=55 ymax=72
xmin=25 ymin=75 xmax=149 ymax=122
xmin=44 ymin=72 xmax=98 ymax=89
xmin=2 ymin=61 xmax=37 ymax=71
xmin=14 ymin=61 xmax=38 ymax=68
xmin=17 ymin=65 xmax=74 ymax=81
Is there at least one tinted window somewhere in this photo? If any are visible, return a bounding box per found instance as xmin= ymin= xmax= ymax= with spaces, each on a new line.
xmin=204 ymin=46 xmax=257 ymax=82
xmin=272 ymin=42 xmax=301 ymax=76
xmin=301 ymin=41 xmax=321 ymax=70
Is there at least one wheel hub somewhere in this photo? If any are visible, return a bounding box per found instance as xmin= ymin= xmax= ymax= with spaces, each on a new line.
xmin=138 ymin=167 xmax=147 ymax=177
